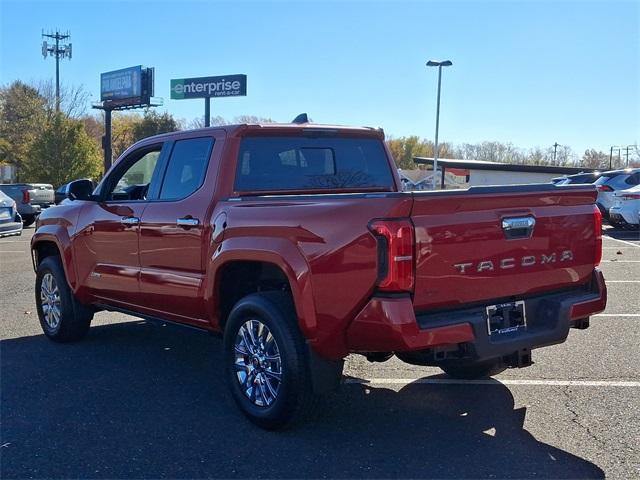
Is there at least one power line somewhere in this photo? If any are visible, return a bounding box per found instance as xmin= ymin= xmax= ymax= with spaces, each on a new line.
xmin=42 ymin=30 xmax=72 ymax=112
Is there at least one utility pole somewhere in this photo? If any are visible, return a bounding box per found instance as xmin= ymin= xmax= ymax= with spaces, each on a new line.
xmin=553 ymin=142 xmax=560 ymax=164
xmin=42 ymin=30 xmax=72 ymax=112
xmin=609 ymin=146 xmax=620 ymax=170
xmin=624 ymin=145 xmax=631 ymax=166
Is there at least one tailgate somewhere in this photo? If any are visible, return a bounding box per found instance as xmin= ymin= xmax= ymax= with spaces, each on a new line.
xmin=28 ymin=184 xmax=54 ymax=205
xmin=411 ymin=184 xmax=599 ymax=311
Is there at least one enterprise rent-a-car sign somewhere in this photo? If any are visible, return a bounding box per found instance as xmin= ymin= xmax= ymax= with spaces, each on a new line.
xmin=170 ymin=74 xmax=247 ymax=99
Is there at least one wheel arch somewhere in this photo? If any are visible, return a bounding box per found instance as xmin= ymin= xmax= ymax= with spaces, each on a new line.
xmin=206 ymin=238 xmax=317 ymax=341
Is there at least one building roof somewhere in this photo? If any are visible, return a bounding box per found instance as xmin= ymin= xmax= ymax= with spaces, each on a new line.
xmin=414 ymin=157 xmax=595 ymax=175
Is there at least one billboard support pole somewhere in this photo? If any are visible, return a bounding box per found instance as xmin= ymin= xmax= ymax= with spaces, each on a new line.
xmin=204 ymin=97 xmax=210 ymax=127
xmin=103 ymin=108 xmax=113 ymax=174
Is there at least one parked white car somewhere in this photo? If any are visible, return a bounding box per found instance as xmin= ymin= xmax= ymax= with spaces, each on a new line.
xmin=594 ymin=168 xmax=640 ymax=220
xmin=609 ymin=184 xmax=640 ymax=228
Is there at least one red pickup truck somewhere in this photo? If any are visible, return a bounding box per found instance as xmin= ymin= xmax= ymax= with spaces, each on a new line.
xmin=31 ymin=121 xmax=606 ymax=429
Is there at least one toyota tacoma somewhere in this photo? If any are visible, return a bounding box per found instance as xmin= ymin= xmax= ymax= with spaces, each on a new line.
xmin=31 ymin=119 xmax=606 ymax=429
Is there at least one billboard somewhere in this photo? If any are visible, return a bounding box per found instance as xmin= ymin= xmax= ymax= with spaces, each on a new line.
xmin=170 ymin=74 xmax=247 ymax=100
xmin=100 ymin=66 xmax=154 ymax=105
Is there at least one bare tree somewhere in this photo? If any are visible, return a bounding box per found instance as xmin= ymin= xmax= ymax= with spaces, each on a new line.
xmin=37 ymin=80 xmax=90 ymax=119
xmin=233 ymin=115 xmax=276 ymax=124
xmin=187 ymin=115 xmax=228 ymax=129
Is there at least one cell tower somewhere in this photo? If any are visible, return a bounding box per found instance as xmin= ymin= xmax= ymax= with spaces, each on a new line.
xmin=42 ymin=30 xmax=72 ymax=112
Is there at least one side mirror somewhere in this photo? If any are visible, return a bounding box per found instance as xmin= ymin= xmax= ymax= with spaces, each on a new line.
xmin=67 ymin=179 xmax=95 ymax=201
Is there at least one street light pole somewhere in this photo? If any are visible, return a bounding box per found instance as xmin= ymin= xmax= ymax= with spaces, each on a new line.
xmin=426 ymin=60 xmax=452 ymax=190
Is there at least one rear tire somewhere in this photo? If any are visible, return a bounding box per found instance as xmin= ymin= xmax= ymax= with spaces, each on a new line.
xmin=35 ymin=256 xmax=93 ymax=342
xmin=440 ymin=360 xmax=505 ymax=380
xmin=22 ymin=215 xmax=36 ymax=228
xmin=223 ymin=291 xmax=317 ymax=430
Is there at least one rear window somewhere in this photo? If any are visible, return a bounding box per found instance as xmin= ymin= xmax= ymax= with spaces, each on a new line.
xmin=595 ymin=172 xmax=639 ymax=190
xmin=234 ymin=136 xmax=394 ymax=192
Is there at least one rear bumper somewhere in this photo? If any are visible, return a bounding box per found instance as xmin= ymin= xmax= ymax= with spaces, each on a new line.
xmin=0 ymin=221 xmax=23 ymax=237
xmin=346 ymin=270 xmax=607 ymax=361
xmin=17 ymin=205 xmax=40 ymax=216
xmin=610 ymin=207 xmax=639 ymax=226
xmin=18 ymin=203 xmax=52 ymax=216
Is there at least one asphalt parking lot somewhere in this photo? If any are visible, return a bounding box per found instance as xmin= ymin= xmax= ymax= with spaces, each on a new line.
xmin=1 ymin=226 xmax=639 ymax=479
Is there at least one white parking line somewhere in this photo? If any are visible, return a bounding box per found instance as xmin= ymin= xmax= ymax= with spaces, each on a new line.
xmin=603 ymin=236 xmax=640 ymax=248
xmin=600 ymin=260 xmax=640 ymax=263
xmin=0 ymin=250 xmax=25 ymax=253
xmin=605 ymin=280 xmax=640 ymax=283
xmin=345 ymin=378 xmax=640 ymax=387
xmin=594 ymin=314 xmax=640 ymax=317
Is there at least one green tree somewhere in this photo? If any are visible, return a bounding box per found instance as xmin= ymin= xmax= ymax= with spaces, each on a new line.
xmin=111 ymin=113 xmax=142 ymax=159
xmin=386 ymin=136 xmax=457 ymax=170
xmin=24 ymin=113 xmax=102 ymax=186
xmin=386 ymin=136 xmax=432 ymax=169
xmin=0 ymin=81 xmax=47 ymax=178
xmin=132 ymin=110 xmax=181 ymax=142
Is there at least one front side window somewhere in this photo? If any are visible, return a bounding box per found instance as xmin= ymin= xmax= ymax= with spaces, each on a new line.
xmin=159 ymin=138 xmax=213 ymax=200
xmin=234 ymin=136 xmax=394 ymax=193
xmin=106 ymin=148 xmax=162 ymax=201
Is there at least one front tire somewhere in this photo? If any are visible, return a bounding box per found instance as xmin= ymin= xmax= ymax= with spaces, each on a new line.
xmin=223 ymin=292 xmax=316 ymax=430
xmin=35 ymin=256 xmax=93 ymax=342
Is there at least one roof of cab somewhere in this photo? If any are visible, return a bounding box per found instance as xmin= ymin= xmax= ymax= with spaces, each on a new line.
xmin=140 ymin=122 xmax=385 ymax=143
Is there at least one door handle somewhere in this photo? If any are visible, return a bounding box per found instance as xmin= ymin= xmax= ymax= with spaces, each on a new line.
xmin=120 ymin=216 xmax=140 ymax=226
xmin=177 ymin=217 xmax=200 ymax=228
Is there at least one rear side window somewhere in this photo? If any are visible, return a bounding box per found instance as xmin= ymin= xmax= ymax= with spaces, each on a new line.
xmin=234 ymin=136 xmax=394 ymax=192
xmin=625 ymin=172 xmax=640 ymax=186
xmin=159 ymin=138 xmax=213 ymax=200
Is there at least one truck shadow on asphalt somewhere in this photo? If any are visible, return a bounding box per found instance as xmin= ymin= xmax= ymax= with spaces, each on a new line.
xmin=1 ymin=320 xmax=604 ymax=479
xmin=603 ymin=226 xmax=640 ymax=241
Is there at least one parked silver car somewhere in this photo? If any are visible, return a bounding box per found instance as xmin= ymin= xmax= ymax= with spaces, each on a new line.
xmin=0 ymin=190 xmax=23 ymax=237
xmin=0 ymin=183 xmax=54 ymax=227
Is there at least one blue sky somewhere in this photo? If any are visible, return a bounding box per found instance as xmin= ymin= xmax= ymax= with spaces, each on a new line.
xmin=1 ymin=0 xmax=638 ymax=155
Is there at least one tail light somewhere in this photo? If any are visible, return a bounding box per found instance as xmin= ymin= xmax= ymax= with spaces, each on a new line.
xmin=21 ymin=189 xmax=30 ymax=204
xmin=369 ymin=219 xmax=415 ymax=292
xmin=593 ymin=205 xmax=602 ymax=267
xmin=596 ymin=185 xmax=613 ymax=192
xmin=621 ymin=193 xmax=640 ymax=200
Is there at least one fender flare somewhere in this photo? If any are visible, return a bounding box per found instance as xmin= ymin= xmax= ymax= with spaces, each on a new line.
xmin=31 ymin=227 xmax=78 ymax=291
xmin=205 ymin=236 xmax=317 ymax=342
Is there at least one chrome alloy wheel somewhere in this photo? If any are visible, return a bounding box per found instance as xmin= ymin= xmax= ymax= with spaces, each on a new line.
xmin=40 ymin=272 xmax=61 ymax=330
xmin=234 ymin=319 xmax=282 ymax=407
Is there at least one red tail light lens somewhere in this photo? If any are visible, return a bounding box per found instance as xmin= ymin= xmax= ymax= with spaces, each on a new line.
xmin=21 ymin=189 xmax=30 ymax=204
xmin=621 ymin=193 xmax=640 ymax=200
xmin=369 ymin=219 xmax=415 ymax=292
xmin=596 ymin=185 xmax=613 ymax=192
xmin=593 ymin=205 xmax=602 ymax=267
